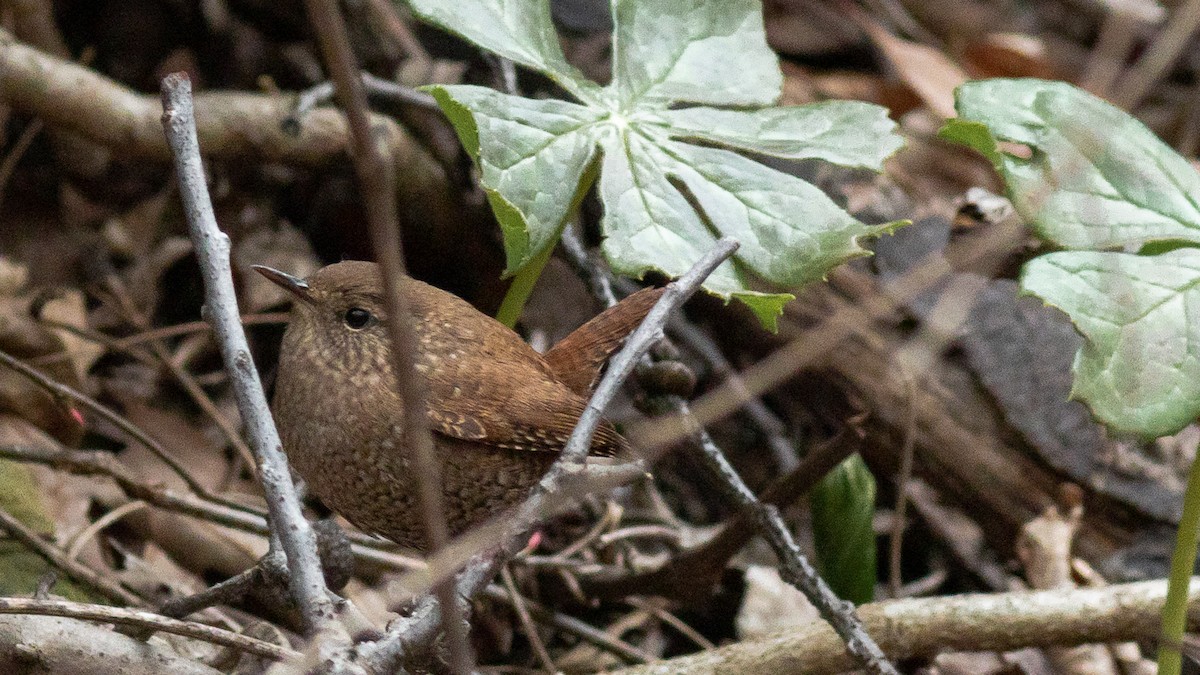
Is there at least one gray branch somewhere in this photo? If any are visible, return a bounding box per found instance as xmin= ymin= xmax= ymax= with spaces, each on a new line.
xmin=159 ymin=73 xmax=338 ymax=637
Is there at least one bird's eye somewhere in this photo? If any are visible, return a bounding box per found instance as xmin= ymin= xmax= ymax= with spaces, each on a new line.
xmin=343 ymin=307 xmax=373 ymax=330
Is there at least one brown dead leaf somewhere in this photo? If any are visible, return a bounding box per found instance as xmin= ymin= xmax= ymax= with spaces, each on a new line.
xmin=0 ymin=257 xmax=86 ymax=445
xmin=963 ymin=33 xmax=1058 ymax=79
xmin=855 ymin=12 xmax=968 ymax=119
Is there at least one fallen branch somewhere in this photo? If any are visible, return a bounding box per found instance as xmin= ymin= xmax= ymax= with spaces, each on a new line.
xmin=612 ymin=578 xmax=1200 ymax=675
xmin=0 ymin=612 xmax=224 ymax=675
xmin=0 ymin=507 xmax=144 ymax=607
xmin=0 ymin=28 xmax=420 ymax=167
xmin=0 ymin=597 xmax=301 ymax=664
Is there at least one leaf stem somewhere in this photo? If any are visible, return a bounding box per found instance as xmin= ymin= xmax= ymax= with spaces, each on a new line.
xmin=495 ymin=243 xmax=554 ymax=328
xmin=1158 ymin=439 xmax=1200 ymax=675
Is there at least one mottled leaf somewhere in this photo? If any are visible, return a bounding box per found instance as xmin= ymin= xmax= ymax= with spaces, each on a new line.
xmin=944 ymin=79 xmax=1200 ymax=249
xmin=1021 ymin=249 xmax=1200 ymax=438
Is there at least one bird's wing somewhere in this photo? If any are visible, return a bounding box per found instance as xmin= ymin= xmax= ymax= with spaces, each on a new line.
xmin=425 ymin=377 xmax=627 ymax=457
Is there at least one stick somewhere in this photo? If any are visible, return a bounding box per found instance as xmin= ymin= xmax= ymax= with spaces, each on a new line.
xmin=0 ymin=597 xmax=301 ymax=663
xmin=159 ymin=73 xmax=338 ymax=637
xmin=300 ymin=0 xmax=471 ymax=669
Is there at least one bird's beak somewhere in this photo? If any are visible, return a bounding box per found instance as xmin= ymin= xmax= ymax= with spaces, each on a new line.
xmin=252 ymin=265 xmax=317 ymax=306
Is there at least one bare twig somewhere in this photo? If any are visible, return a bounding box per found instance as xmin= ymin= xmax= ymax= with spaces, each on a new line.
xmin=0 ymin=506 xmax=145 ymax=607
xmin=160 ymin=73 xmax=337 ymax=637
xmin=611 ymin=578 xmax=1200 ymax=675
xmin=559 ymin=232 xmax=893 ymax=672
xmin=0 ymin=443 xmax=421 ymax=573
xmin=672 ymin=398 xmax=896 ymax=674
xmin=1112 ymin=0 xmax=1200 ymax=109
xmin=364 ymin=0 xmax=432 ymax=69
xmin=98 ymin=277 xmax=258 ymax=475
xmin=112 ymin=312 xmax=288 ymax=348
xmin=65 ymin=499 xmax=147 ymax=561
xmin=0 ymin=116 xmax=41 ymax=214
xmin=0 ymin=597 xmax=301 ymax=663
xmin=581 ymin=423 xmax=863 ymax=601
xmin=482 ymin=584 xmax=655 ymax=664
xmin=301 ymin=0 xmax=470 ymax=669
xmin=633 ymin=219 xmax=1026 ymax=455
xmin=285 ymin=73 xmax=437 ymax=133
xmin=500 ymin=566 xmax=557 ymax=673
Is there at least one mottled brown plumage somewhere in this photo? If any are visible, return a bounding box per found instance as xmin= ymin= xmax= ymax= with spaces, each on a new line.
xmin=256 ymin=261 xmax=661 ymax=551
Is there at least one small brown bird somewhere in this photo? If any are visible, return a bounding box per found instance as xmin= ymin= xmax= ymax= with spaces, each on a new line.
xmin=254 ymin=261 xmax=661 ymax=551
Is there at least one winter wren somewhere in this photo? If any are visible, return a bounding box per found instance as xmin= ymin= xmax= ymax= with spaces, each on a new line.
xmin=254 ymin=261 xmax=661 ymax=551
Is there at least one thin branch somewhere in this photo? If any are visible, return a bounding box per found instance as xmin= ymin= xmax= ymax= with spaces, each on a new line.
xmin=112 ymin=312 xmax=288 ymax=349
xmin=99 ymin=276 xmax=258 ymax=475
xmin=159 ymin=73 xmax=337 ymax=637
xmin=0 ymin=443 xmax=421 ymax=573
xmin=1112 ymin=0 xmax=1200 ymax=109
xmin=674 ymin=397 xmax=895 ymax=674
xmin=500 ymin=566 xmax=557 ymax=673
xmin=558 ymin=233 xmax=893 ymax=672
xmin=65 ymin=499 xmax=147 ymax=561
xmin=481 ymin=584 xmax=655 ymax=664
xmin=581 ymin=423 xmax=863 ymax=601
xmin=284 ymin=74 xmax=437 ymax=134
xmin=0 ymin=506 xmax=145 ymax=607
xmin=300 ymin=0 xmax=470 ymax=669
xmin=0 ymin=597 xmax=301 ymax=663
xmin=610 ymin=578 xmax=1200 ymax=675
xmin=632 ymin=218 xmax=1026 ymax=457
xmin=0 ymin=443 xmax=270 ymax=532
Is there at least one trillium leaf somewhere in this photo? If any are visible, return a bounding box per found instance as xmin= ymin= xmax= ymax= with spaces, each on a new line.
xmin=946 ymin=78 xmax=1200 ymax=250
xmin=1021 ymin=249 xmax=1200 ymax=438
xmin=609 ymin=0 xmax=781 ymax=109
xmin=595 ymin=128 xmax=794 ymax=329
xmin=811 ymin=454 xmax=877 ymax=605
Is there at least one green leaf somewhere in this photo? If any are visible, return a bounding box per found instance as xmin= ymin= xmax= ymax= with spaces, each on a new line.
xmin=810 ymin=454 xmax=876 ymax=605
xmin=950 ymin=78 xmax=1200 ymax=250
xmin=404 ymin=0 xmax=601 ymax=103
xmin=610 ymin=0 xmax=780 ymax=109
xmin=428 ymin=85 xmax=605 ymax=272
xmin=655 ymin=137 xmax=890 ymax=286
xmin=653 ymin=102 xmax=903 ymax=169
xmin=594 ymin=127 xmax=796 ymax=329
xmin=1021 ymin=249 xmax=1200 ymax=438
xmin=937 ymin=119 xmax=1001 ymax=165
xmin=416 ymin=0 xmax=906 ymax=328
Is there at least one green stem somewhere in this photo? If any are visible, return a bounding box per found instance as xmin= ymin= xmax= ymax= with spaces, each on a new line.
xmin=495 ymin=243 xmax=554 ymax=328
xmin=494 ymin=158 xmax=600 ymax=329
xmin=1158 ymin=441 xmax=1200 ymax=675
